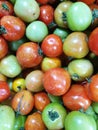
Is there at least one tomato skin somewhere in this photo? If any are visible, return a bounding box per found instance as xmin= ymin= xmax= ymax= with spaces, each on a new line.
xmin=62 ymin=84 xmax=92 ymax=111
xmin=39 ymin=5 xmax=54 ymax=25
xmin=25 ymin=111 xmax=46 ymax=130
xmin=0 ymin=81 xmax=10 ymax=102
xmin=16 ymin=42 xmax=43 ymax=68
xmin=78 ymin=0 xmax=95 ymax=5
xmin=88 ymin=27 xmax=98 ymax=55
xmin=36 ymin=0 xmax=49 ymax=5
xmin=0 ymin=15 xmax=26 ymax=41
xmin=34 ymin=92 xmax=50 ymax=112
xmin=0 ymin=36 xmax=8 ymax=59
xmin=41 ymin=34 xmax=63 ymax=58
xmin=43 ymin=67 xmax=71 ymax=96
xmin=0 ymin=1 xmax=14 ymax=18
xmin=11 ymin=90 xmax=34 ymax=115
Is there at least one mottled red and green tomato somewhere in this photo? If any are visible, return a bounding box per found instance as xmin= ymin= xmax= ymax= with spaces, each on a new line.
xmin=26 ymin=21 xmax=48 ymax=42
xmin=63 ymin=32 xmax=89 ymax=58
xmin=25 ymin=70 xmax=44 ymax=92
xmin=16 ymin=42 xmax=43 ymax=68
xmin=43 ymin=67 xmax=71 ymax=96
xmin=14 ymin=0 xmax=40 ymax=22
xmin=67 ymin=58 xmax=94 ymax=81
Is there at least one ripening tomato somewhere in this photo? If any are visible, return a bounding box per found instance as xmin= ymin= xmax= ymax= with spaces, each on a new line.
xmin=0 ymin=1 xmax=14 ymax=18
xmin=16 ymin=42 xmax=43 ymax=68
xmin=0 ymin=36 xmax=8 ymax=59
xmin=43 ymin=67 xmax=71 ymax=96
xmin=39 ymin=4 xmax=54 ymax=25
xmin=0 ymin=81 xmax=10 ymax=102
xmin=25 ymin=112 xmax=46 ymax=130
xmin=0 ymin=15 xmax=26 ymax=41
xmin=88 ymin=27 xmax=98 ymax=55
xmin=62 ymin=84 xmax=92 ymax=111
xmin=41 ymin=34 xmax=63 ymax=58
xmin=11 ymin=90 xmax=34 ymax=115
xmin=77 ymin=0 xmax=95 ymax=5
xmin=36 ymin=0 xmax=49 ymax=5
xmin=34 ymin=92 xmax=50 ymax=112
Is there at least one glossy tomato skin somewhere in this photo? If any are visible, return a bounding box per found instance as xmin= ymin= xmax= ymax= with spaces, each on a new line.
xmin=11 ymin=90 xmax=34 ymax=115
xmin=0 ymin=81 xmax=10 ymax=102
xmin=41 ymin=34 xmax=63 ymax=58
xmin=0 ymin=15 xmax=26 ymax=41
xmin=16 ymin=42 xmax=43 ymax=68
xmin=43 ymin=67 xmax=71 ymax=96
xmin=34 ymin=92 xmax=50 ymax=112
xmin=62 ymin=84 xmax=92 ymax=111
xmin=0 ymin=36 xmax=8 ymax=59
xmin=88 ymin=27 xmax=98 ymax=55
xmin=39 ymin=4 xmax=54 ymax=25
xmin=25 ymin=112 xmax=46 ymax=130
xmin=0 ymin=1 xmax=14 ymax=18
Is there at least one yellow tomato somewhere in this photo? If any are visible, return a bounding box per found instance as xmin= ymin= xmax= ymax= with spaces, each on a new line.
xmin=12 ymin=78 xmax=26 ymax=92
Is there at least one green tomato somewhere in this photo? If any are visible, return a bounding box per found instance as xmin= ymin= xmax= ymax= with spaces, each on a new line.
xmin=14 ymin=114 xmax=26 ymax=130
xmin=92 ymin=102 xmax=98 ymax=114
xmin=14 ymin=0 xmax=40 ymax=22
xmin=0 ymin=55 xmax=22 ymax=78
xmin=9 ymin=0 xmax=16 ymax=4
xmin=67 ymin=58 xmax=94 ymax=81
xmin=26 ymin=21 xmax=48 ymax=42
xmin=66 ymin=2 xmax=92 ymax=31
xmin=65 ymin=111 xmax=97 ymax=130
xmin=0 ymin=105 xmax=15 ymax=130
xmin=42 ymin=102 xmax=67 ymax=130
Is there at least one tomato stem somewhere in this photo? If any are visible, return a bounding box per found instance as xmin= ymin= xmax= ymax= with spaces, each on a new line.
xmin=62 ymin=12 xmax=67 ymax=22
xmin=92 ymin=9 xmax=98 ymax=23
xmin=38 ymin=47 xmax=43 ymax=56
xmin=48 ymin=110 xmax=59 ymax=121
xmin=2 ymin=3 xmax=9 ymax=11
xmin=0 ymin=26 xmax=7 ymax=34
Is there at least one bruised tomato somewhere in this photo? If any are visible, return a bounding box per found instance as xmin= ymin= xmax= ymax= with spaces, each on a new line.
xmin=43 ymin=67 xmax=71 ymax=96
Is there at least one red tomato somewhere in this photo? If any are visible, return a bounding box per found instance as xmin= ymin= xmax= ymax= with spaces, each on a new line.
xmin=36 ymin=0 xmax=49 ymax=5
xmin=43 ymin=67 xmax=71 ymax=96
xmin=0 ymin=1 xmax=14 ymax=18
xmin=16 ymin=42 xmax=43 ymax=68
xmin=0 ymin=15 xmax=26 ymax=41
xmin=11 ymin=90 xmax=34 ymax=115
xmin=62 ymin=84 xmax=92 ymax=111
xmin=41 ymin=34 xmax=63 ymax=57
xmin=0 ymin=36 xmax=8 ymax=59
xmin=39 ymin=5 xmax=54 ymax=25
xmin=34 ymin=92 xmax=50 ymax=112
xmin=25 ymin=112 xmax=46 ymax=130
xmin=0 ymin=81 xmax=10 ymax=102
xmin=88 ymin=27 xmax=98 ymax=55
xmin=78 ymin=0 xmax=95 ymax=5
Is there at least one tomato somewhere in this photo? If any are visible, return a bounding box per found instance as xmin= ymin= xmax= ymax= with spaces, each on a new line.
xmin=63 ymin=32 xmax=89 ymax=58
xmin=42 ymin=102 xmax=67 ymax=130
xmin=39 ymin=4 xmax=54 ymax=25
xmin=34 ymin=92 xmax=50 ymax=112
xmin=11 ymin=90 xmax=34 ymax=115
xmin=41 ymin=34 xmax=63 ymax=58
xmin=26 ymin=21 xmax=48 ymax=42
xmin=66 ymin=2 xmax=92 ymax=31
xmin=88 ymin=27 xmax=98 ymax=55
xmin=12 ymin=78 xmax=26 ymax=92
xmin=92 ymin=102 xmax=98 ymax=114
xmin=25 ymin=111 xmax=46 ymax=130
xmin=43 ymin=67 xmax=71 ymax=96
xmin=62 ymin=84 xmax=91 ymax=111
xmin=54 ymin=1 xmax=73 ymax=28
xmin=36 ymin=0 xmax=49 ymax=5
xmin=16 ymin=42 xmax=43 ymax=68
xmin=14 ymin=0 xmax=40 ymax=22
xmin=0 ymin=55 xmax=22 ymax=78
xmin=64 ymin=111 xmax=97 ymax=130
xmin=0 ymin=36 xmax=8 ymax=59
xmin=0 ymin=81 xmax=10 ymax=102
xmin=0 ymin=105 xmax=15 ymax=130
xmin=67 ymin=58 xmax=94 ymax=81
xmin=0 ymin=1 xmax=14 ymax=18
xmin=0 ymin=15 xmax=26 ymax=41
xmin=78 ymin=0 xmax=95 ymax=5
xmin=0 ymin=73 xmax=7 ymax=81
xmin=25 ymin=70 xmax=44 ymax=92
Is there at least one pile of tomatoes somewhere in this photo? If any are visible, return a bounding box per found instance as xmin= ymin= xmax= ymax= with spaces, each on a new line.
xmin=0 ymin=0 xmax=98 ymax=130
